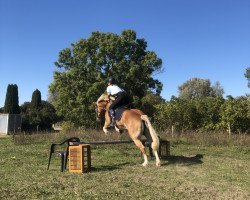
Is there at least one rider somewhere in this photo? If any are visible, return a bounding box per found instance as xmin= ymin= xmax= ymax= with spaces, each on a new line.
xmin=106 ymin=77 xmax=129 ymax=127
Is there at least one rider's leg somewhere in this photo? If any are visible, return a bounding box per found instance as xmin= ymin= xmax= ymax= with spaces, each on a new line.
xmin=109 ymin=92 xmax=125 ymax=127
xmin=109 ymin=109 xmax=115 ymax=127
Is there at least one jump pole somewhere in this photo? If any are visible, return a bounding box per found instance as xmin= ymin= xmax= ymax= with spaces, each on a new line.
xmin=71 ymin=138 xmax=170 ymax=158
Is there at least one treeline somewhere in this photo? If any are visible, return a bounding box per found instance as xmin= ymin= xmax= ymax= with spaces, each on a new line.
xmin=150 ymin=77 xmax=250 ymax=133
xmin=153 ymin=96 xmax=250 ymax=134
xmin=1 ymin=85 xmax=59 ymax=132
xmin=21 ymin=89 xmax=59 ymax=131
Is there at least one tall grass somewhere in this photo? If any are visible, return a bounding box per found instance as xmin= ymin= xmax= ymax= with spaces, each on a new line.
xmin=161 ymin=131 xmax=250 ymax=146
xmin=11 ymin=129 xmax=131 ymax=145
xmin=12 ymin=129 xmax=250 ymax=147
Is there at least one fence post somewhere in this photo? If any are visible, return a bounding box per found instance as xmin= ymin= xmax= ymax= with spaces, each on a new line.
xmin=228 ymin=123 xmax=231 ymax=136
xmin=171 ymin=125 xmax=174 ymax=138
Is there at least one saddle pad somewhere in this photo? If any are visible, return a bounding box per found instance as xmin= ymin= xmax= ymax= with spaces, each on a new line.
xmin=114 ymin=107 xmax=127 ymax=121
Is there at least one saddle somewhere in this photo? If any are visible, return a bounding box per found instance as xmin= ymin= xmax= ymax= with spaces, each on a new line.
xmin=114 ymin=107 xmax=128 ymax=121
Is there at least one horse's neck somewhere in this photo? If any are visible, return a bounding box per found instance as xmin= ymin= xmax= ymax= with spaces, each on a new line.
xmin=106 ymin=101 xmax=112 ymax=110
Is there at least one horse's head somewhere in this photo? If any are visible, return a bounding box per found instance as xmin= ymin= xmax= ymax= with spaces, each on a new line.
xmin=95 ymin=94 xmax=110 ymax=121
xmin=95 ymin=100 xmax=109 ymax=120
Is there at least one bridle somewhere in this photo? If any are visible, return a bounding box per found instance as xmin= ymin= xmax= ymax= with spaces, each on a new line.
xmin=95 ymin=100 xmax=108 ymax=120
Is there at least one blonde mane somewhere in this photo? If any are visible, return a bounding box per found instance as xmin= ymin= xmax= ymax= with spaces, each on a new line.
xmin=97 ymin=93 xmax=116 ymax=103
xmin=97 ymin=94 xmax=109 ymax=103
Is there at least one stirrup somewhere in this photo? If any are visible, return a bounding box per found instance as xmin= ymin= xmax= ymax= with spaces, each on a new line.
xmin=110 ymin=120 xmax=115 ymax=127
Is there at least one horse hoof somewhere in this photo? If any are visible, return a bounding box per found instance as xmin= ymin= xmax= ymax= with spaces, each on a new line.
xmin=103 ymin=127 xmax=109 ymax=134
xmin=114 ymin=126 xmax=120 ymax=133
xmin=156 ymin=163 xmax=161 ymax=167
xmin=142 ymin=162 xmax=148 ymax=167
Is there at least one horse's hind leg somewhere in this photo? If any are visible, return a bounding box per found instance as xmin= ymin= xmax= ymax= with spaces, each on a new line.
xmin=150 ymin=140 xmax=161 ymax=166
xmin=133 ymin=138 xmax=148 ymax=166
xmin=152 ymin=149 xmax=161 ymax=166
xmin=144 ymin=126 xmax=161 ymax=166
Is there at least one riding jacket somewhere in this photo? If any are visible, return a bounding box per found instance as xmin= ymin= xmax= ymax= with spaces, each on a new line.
xmin=106 ymin=85 xmax=124 ymax=96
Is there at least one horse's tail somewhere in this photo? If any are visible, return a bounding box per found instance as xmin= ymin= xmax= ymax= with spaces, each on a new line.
xmin=141 ymin=115 xmax=159 ymax=151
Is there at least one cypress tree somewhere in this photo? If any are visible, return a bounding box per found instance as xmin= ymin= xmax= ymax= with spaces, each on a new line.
xmin=31 ymin=89 xmax=42 ymax=109
xmin=4 ymin=85 xmax=12 ymax=113
xmin=4 ymin=84 xmax=20 ymax=114
xmin=12 ymin=84 xmax=20 ymax=114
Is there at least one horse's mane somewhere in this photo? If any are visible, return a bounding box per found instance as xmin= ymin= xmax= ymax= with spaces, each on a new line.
xmin=97 ymin=94 xmax=109 ymax=103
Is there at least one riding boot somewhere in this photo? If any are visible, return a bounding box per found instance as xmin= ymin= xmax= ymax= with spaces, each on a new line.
xmin=109 ymin=109 xmax=115 ymax=127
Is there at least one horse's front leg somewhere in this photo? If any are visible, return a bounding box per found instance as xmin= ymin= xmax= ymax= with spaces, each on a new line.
xmin=103 ymin=112 xmax=111 ymax=134
xmin=103 ymin=121 xmax=110 ymax=134
xmin=114 ymin=125 xmax=120 ymax=133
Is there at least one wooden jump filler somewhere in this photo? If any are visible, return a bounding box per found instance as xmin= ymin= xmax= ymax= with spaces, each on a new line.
xmin=68 ymin=144 xmax=91 ymax=173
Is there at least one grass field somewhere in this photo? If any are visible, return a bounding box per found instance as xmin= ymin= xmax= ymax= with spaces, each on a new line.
xmin=0 ymin=131 xmax=249 ymax=200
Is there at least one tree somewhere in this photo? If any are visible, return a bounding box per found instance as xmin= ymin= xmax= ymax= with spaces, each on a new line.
xmin=211 ymin=81 xmax=224 ymax=98
xmin=4 ymin=84 xmax=20 ymax=114
xmin=245 ymin=67 xmax=250 ymax=88
xmin=154 ymin=97 xmax=199 ymax=132
xmin=141 ymin=92 xmax=164 ymax=119
xmin=220 ymin=96 xmax=250 ymax=133
xmin=31 ymin=89 xmax=42 ymax=108
xmin=39 ymin=101 xmax=60 ymax=130
xmin=178 ymin=78 xmax=224 ymax=99
xmin=21 ymin=89 xmax=59 ymax=131
xmin=194 ymin=97 xmax=224 ymax=130
xmin=21 ymin=101 xmax=59 ymax=131
xmin=153 ymin=101 xmax=178 ymax=131
xmin=47 ymin=90 xmax=58 ymax=105
xmin=49 ymin=30 xmax=163 ymax=127
xmin=171 ymin=98 xmax=199 ymax=131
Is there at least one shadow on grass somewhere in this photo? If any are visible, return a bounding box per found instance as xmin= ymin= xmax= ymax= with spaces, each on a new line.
xmin=161 ymin=154 xmax=203 ymax=166
xmin=91 ymin=162 xmax=133 ymax=172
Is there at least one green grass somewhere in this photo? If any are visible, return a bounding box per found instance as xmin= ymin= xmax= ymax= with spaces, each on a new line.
xmin=0 ymin=131 xmax=249 ymax=200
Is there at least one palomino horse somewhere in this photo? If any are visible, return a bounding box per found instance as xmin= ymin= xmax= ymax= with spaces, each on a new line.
xmin=96 ymin=94 xmax=161 ymax=167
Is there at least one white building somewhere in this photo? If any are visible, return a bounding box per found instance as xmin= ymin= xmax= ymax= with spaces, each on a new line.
xmin=0 ymin=114 xmax=22 ymax=135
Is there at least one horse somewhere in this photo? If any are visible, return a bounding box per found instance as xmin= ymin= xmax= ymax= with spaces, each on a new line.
xmin=96 ymin=94 xmax=161 ymax=167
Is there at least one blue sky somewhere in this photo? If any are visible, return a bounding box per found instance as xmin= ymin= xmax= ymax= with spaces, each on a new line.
xmin=0 ymin=0 xmax=249 ymax=107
